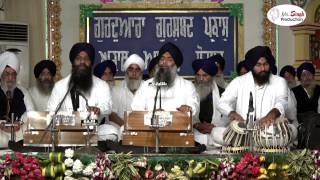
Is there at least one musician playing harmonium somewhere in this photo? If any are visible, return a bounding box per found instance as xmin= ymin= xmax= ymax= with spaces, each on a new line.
xmin=216 ymin=46 xmax=297 ymax=147
xmin=131 ymin=42 xmax=199 ymax=116
xmin=0 ymin=51 xmax=34 ymax=148
xmin=47 ymin=42 xmax=112 ymax=140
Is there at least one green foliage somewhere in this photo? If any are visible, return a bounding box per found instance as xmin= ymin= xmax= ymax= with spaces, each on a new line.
xmin=287 ymin=149 xmax=315 ymax=180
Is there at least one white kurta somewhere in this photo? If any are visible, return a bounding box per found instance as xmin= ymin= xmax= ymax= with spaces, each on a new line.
xmin=0 ymin=85 xmax=34 ymax=148
xmin=131 ymin=75 xmax=199 ymax=116
xmin=28 ymin=86 xmax=51 ymax=111
xmin=47 ymin=74 xmax=112 ymax=142
xmin=193 ymin=81 xmax=230 ymax=146
xmin=218 ymin=72 xmax=288 ymax=120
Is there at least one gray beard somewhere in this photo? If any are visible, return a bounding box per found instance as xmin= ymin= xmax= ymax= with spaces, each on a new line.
xmin=153 ymin=65 xmax=177 ymax=87
xmin=125 ymin=76 xmax=142 ymax=92
xmin=1 ymin=81 xmax=16 ymax=93
xmin=36 ymin=79 xmax=54 ymax=95
xmin=215 ymin=75 xmax=226 ymax=88
xmin=195 ymin=80 xmax=213 ymax=101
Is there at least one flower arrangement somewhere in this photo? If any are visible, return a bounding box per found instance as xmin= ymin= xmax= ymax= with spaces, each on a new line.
xmin=1 ymin=152 xmax=43 ymax=180
xmin=2 ymin=149 xmax=320 ymax=179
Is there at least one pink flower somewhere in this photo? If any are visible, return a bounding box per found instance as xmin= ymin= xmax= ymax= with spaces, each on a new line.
xmin=12 ymin=167 xmax=20 ymax=175
xmin=145 ymin=169 xmax=154 ymax=179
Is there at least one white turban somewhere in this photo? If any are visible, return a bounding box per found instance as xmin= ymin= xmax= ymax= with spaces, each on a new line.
xmin=123 ymin=54 xmax=145 ymax=71
xmin=0 ymin=51 xmax=20 ymax=76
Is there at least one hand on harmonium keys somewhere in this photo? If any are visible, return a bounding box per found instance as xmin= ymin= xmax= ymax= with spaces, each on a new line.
xmin=176 ymin=105 xmax=192 ymax=114
xmin=87 ymin=106 xmax=100 ymax=115
xmin=0 ymin=121 xmax=21 ymax=133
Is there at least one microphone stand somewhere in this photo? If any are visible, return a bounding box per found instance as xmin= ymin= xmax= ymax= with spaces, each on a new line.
xmin=246 ymin=92 xmax=256 ymax=152
xmin=40 ymin=83 xmax=74 ymax=152
xmin=150 ymin=82 xmax=166 ymax=153
xmin=76 ymin=90 xmax=100 ymax=154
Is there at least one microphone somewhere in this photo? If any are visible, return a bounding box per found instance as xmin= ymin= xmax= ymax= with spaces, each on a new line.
xmin=5 ymin=90 xmax=12 ymax=121
xmin=6 ymin=90 xmax=12 ymax=101
xmin=75 ymin=89 xmax=89 ymax=110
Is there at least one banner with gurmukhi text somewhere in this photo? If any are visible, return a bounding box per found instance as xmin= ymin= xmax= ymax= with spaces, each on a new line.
xmin=82 ymin=4 xmax=244 ymax=78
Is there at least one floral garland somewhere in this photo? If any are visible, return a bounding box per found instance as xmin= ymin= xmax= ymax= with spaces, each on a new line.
xmin=0 ymin=149 xmax=319 ymax=179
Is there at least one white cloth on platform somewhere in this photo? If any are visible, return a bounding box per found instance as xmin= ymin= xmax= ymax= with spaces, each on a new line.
xmin=131 ymin=75 xmax=199 ymax=116
xmin=28 ymin=86 xmax=51 ymax=111
xmin=0 ymin=86 xmax=34 ymax=148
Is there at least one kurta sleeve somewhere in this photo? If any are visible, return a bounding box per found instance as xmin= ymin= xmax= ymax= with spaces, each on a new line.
xmin=273 ymin=78 xmax=288 ymax=117
xmin=184 ymin=81 xmax=199 ymax=116
xmin=96 ymin=81 xmax=112 ymax=115
xmin=46 ymin=82 xmax=63 ymax=112
xmin=131 ymin=81 xmax=148 ymax=111
xmin=217 ymin=78 xmax=239 ymax=116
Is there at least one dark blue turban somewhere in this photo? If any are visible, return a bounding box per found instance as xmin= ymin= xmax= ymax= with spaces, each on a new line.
xmin=93 ymin=60 xmax=117 ymax=78
xmin=297 ymin=62 xmax=315 ymax=80
xmin=34 ymin=60 xmax=56 ymax=78
xmin=245 ymin=46 xmax=275 ymax=71
xmin=192 ymin=58 xmax=218 ymax=77
xmin=236 ymin=60 xmax=248 ymax=75
xmin=148 ymin=56 xmax=159 ymax=73
xmin=209 ymin=54 xmax=225 ymax=71
xmin=280 ymin=65 xmax=296 ymax=78
xmin=158 ymin=42 xmax=183 ymax=67
xmin=69 ymin=42 xmax=95 ymax=64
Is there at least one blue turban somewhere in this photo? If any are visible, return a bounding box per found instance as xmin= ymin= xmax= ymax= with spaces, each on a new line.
xmin=158 ymin=42 xmax=183 ymax=67
xmin=69 ymin=42 xmax=95 ymax=64
xmin=236 ymin=60 xmax=248 ymax=75
xmin=34 ymin=60 xmax=56 ymax=78
xmin=93 ymin=60 xmax=116 ymax=78
xmin=209 ymin=54 xmax=225 ymax=71
xmin=280 ymin=65 xmax=296 ymax=78
xmin=192 ymin=58 xmax=218 ymax=77
xmin=245 ymin=46 xmax=275 ymax=71
xmin=148 ymin=56 xmax=159 ymax=73
xmin=297 ymin=62 xmax=315 ymax=80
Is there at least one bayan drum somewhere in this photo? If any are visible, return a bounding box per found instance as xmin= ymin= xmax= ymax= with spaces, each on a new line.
xmin=223 ymin=120 xmax=249 ymax=150
xmin=253 ymin=117 xmax=291 ymax=152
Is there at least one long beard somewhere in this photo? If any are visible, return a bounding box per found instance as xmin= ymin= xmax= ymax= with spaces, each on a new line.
xmin=303 ymin=81 xmax=316 ymax=97
xmin=252 ymin=70 xmax=271 ymax=85
xmin=215 ymin=75 xmax=226 ymax=88
xmin=125 ymin=76 xmax=142 ymax=93
xmin=195 ymin=79 xmax=213 ymax=101
xmin=1 ymin=80 xmax=16 ymax=93
xmin=70 ymin=64 xmax=93 ymax=93
xmin=36 ymin=79 xmax=54 ymax=95
xmin=153 ymin=65 xmax=177 ymax=87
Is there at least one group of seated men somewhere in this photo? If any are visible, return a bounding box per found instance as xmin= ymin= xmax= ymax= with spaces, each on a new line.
xmin=0 ymin=41 xmax=318 ymax=150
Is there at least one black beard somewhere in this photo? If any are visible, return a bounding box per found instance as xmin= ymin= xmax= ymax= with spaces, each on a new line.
xmin=70 ymin=64 xmax=93 ymax=93
xmin=154 ymin=66 xmax=177 ymax=87
xmin=36 ymin=79 xmax=54 ymax=95
xmin=252 ymin=70 xmax=270 ymax=85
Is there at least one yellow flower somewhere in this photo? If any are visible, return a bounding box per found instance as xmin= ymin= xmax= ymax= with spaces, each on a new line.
xmin=282 ymin=164 xmax=289 ymax=170
xmin=268 ymin=163 xmax=277 ymax=170
xmin=260 ymin=167 xmax=268 ymax=174
xmin=270 ymin=172 xmax=277 ymax=177
xmin=257 ymin=174 xmax=269 ymax=179
xmin=260 ymin=155 xmax=266 ymax=162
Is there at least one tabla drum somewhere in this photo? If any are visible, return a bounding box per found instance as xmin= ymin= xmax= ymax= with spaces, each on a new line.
xmin=223 ymin=120 xmax=249 ymax=148
xmin=253 ymin=117 xmax=291 ymax=151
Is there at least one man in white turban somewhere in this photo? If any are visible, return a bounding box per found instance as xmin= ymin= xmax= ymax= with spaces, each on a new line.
xmin=99 ymin=54 xmax=145 ymax=142
xmin=0 ymin=51 xmax=34 ymax=149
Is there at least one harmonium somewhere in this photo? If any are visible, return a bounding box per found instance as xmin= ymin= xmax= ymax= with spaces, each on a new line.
xmin=23 ymin=111 xmax=97 ymax=147
xmin=122 ymin=111 xmax=195 ymax=147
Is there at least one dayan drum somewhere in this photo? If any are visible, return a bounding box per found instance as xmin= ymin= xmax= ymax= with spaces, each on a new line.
xmin=223 ymin=120 xmax=249 ymax=148
xmin=253 ymin=117 xmax=291 ymax=150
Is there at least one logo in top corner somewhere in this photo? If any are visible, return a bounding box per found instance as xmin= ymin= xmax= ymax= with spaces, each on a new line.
xmin=267 ymin=4 xmax=306 ymax=26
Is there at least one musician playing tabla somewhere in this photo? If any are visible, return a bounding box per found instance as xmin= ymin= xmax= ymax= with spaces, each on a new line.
xmin=216 ymin=46 xmax=297 ymax=146
xmin=0 ymin=51 xmax=34 ymax=148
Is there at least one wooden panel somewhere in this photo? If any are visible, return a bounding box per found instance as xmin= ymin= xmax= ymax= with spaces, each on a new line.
xmin=124 ymin=111 xmax=192 ymax=132
xmin=122 ymin=131 xmax=194 ymax=147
